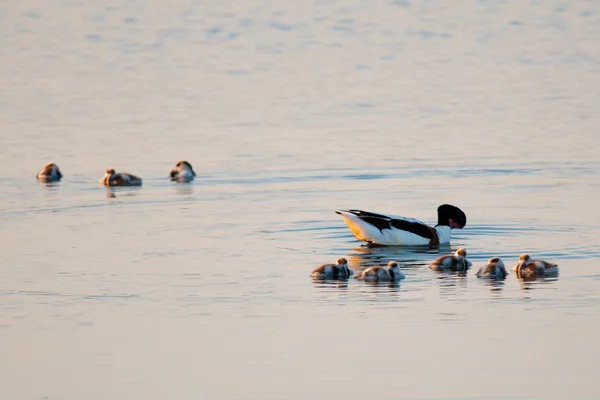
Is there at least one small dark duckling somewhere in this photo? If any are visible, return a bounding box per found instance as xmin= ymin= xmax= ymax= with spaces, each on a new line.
xmin=354 ymin=261 xmax=405 ymax=282
xmin=311 ymin=257 xmax=354 ymax=279
xmin=169 ymin=160 xmax=196 ymax=182
xmin=476 ymin=257 xmax=508 ymax=279
xmin=36 ymin=163 xmax=63 ymax=183
xmin=430 ymin=248 xmax=471 ymax=272
xmin=99 ymin=168 xmax=142 ymax=187
xmin=514 ymin=254 xmax=558 ymax=281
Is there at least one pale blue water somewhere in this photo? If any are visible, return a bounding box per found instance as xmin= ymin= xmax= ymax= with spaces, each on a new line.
xmin=1 ymin=0 xmax=600 ymax=399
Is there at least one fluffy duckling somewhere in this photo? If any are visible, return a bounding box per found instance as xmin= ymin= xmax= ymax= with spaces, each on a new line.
xmin=476 ymin=257 xmax=508 ymax=279
xmin=36 ymin=163 xmax=63 ymax=183
xmin=311 ymin=257 xmax=354 ymax=279
xmin=354 ymin=261 xmax=405 ymax=282
xmin=514 ymin=254 xmax=558 ymax=280
xmin=430 ymin=248 xmax=471 ymax=271
xmin=99 ymin=168 xmax=142 ymax=187
xmin=169 ymin=160 xmax=196 ymax=182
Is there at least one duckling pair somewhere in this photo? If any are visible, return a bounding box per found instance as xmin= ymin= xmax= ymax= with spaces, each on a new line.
xmin=311 ymin=258 xmax=405 ymax=282
xmin=474 ymin=254 xmax=558 ymax=280
xmin=36 ymin=160 xmax=196 ymax=186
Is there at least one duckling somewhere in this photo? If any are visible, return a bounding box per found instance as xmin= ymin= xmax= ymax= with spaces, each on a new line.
xmin=169 ymin=160 xmax=196 ymax=182
xmin=99 ymin=168 xmax=142 ymax=187
xmin=36 ymin=163 xmax=63 ymax=183
xmin=430 ymin=248 xmax=471 ymax=271
xmin=354 ymin=261 xmax=405 ymax=281
xmin=514 ymin=254 xmax=558 ymax=280
xmin=311 ymin=257 xmax=353 ymax=279
xmin=476 ymin=257 xmax=508 ymax=279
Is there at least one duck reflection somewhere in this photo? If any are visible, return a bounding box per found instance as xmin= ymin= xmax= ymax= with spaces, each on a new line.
xmin=346 ymin=244 xmax=449 ymax=272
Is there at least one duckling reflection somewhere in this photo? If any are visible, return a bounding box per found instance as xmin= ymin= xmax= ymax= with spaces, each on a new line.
xmin=478 ymin=278 xmax=506 ymax=293
xmin=359 ymin=279 xmax=402 ymax=293
xmin=174 ymin=184 xmax=194 ymax=196
xmin=311 ymin=279 xmax=349 ymax=291
xmin=518 ymin=277 xmax=559 ymax=292
xmin=435 ymin=272 xmax=469 ymax=298
xmin=104 ymin=186 xmax=141 ymax=199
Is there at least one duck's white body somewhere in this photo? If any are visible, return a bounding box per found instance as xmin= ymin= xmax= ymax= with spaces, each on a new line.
xmin=476 ymin=257 xmax=508 ymax=279
xmin=355 ymin=261 xmax=405 ymax=281
xmin=335 ymin=205 xmax=466 ymax=247
xmin=311 ymin=258 xmax=354 ymax=279
xmin=430 ymin=248 xmax=471 ymax=271
xmin=170 ymin=160 xmax=196 ymax=183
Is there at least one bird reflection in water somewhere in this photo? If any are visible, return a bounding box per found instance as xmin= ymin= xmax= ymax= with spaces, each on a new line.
xmin=312 ymin=279 xmax=349 ymax=291
xmin=359 ymin=279 xmax=402 ymax=293
xmin=434 ymin=271 xmax=469 ymax=297
xmin=104 ymin=187 xmax=142 ymax=199
xmin=174 ymin=184 xmax=194 ymax=196
xmin=518 ymin=276 xmax=559 ymax=292
xmin=479 ymin=278 xmax=506 ymax=293
xmin=346 ymin=244 xmax=447 ymax=273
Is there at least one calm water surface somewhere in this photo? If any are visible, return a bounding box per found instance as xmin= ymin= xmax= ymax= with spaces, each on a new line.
xmin=1 ymin=0 xmax=600 ymax=399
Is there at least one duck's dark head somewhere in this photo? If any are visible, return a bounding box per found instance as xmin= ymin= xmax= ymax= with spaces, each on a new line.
xmin=437 ymin=204 xmax=466 ymax=229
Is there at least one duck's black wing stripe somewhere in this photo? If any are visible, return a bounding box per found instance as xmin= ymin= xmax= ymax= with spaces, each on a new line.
xmin=359 ymin=216 xmax=392 ymax=231
xmin=389 ymin=219 xmax=433 ymax=239
xmin=347 ymin=209 xmax=392 ymax=219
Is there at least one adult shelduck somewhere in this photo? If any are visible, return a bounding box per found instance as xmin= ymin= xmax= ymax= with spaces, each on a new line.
xmin=335 ymin=204 xmax=466 ymax=246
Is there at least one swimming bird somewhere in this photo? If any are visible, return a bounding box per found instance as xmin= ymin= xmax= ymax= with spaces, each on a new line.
xmin=335 ymin=204 xmax=466 ymax=247
xmin=169 ymin=160 xmax=196 ymax=182
xmin=476 ymin=257 xmax=508 ymax=279
xmin=354 ymin=261 xmax=405 ymax=282
xmin=311 ymin=257 xmax=354 ymax=279
xmin=99 ymin=168 xmax=142 ymax=187
xmin=430 ymin=248 xmax=471 ymax=271
xmin=36 ymin=163 xmax=63 ymax=183
xmin=514 ymin=254 xmax=558 ymax=280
